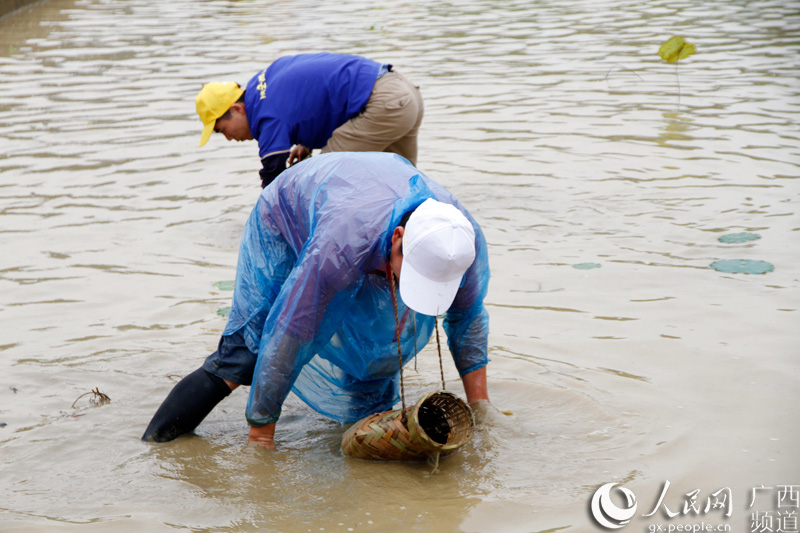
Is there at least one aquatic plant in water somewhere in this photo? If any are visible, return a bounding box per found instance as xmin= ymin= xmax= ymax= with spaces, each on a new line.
xmin=71 ymin=388 xmax=111 ymax=409
xmin=214 ymin=281 xmax=235 ymax=316
xmin=659 ymin=36 xmax=696 ymax=108
xmin=718 ymin=232 xmax=760 ymax=244
xmin=709 ymin=259 xmax=774 ymax=275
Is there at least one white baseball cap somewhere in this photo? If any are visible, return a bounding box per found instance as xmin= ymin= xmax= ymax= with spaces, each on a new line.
xmin=399 ymin=199 xmax=476 ymax=316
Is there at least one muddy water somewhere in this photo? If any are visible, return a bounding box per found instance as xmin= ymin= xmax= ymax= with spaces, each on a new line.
xmin=1 ymin=0 xmax=798 ymax=531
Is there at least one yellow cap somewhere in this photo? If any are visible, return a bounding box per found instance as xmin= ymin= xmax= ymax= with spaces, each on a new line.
xmin=195 ymin=82 xmax=245 ymax=147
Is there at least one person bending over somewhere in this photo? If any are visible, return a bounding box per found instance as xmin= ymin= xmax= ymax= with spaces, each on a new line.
xmin=195 ymin=53 xmax=424 ymax=188
xmin=142 ymin=152 xmax=489 ymax=448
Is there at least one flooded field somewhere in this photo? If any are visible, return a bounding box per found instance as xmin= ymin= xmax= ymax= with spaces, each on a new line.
xmin=1 ymin=0 xmax=798 ymax=531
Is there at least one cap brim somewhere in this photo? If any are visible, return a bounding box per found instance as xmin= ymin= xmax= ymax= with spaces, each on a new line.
xmin=399 ymin=260 xmax=462 ymax=316
xmin=199 ymin=121 xmax=214 ymax=147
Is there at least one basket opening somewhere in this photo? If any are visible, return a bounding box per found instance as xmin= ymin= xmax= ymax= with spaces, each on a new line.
xmin=418 ymin=400 xmax=450 ymax=444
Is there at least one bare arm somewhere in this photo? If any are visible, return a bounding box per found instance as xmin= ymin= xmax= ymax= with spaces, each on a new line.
xmin=461 ymin=365 xmax=489 ymax=404
xmin=223 ymin=379 xmax=279 ymax=449
xmin=249 ymin=423 xmax=277 ymax=449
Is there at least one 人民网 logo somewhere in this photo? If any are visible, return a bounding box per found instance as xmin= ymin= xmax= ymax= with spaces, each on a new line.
xmin=591 ymin=482 xmax=638 ymax=529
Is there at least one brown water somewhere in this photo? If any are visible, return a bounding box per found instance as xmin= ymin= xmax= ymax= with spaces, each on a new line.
xmin=1 ymin=0 xmax=798 ymax=531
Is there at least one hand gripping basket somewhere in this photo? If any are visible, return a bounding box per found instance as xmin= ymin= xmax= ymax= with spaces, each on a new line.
xmin=341 ymin=390 xmax=475 ymax=461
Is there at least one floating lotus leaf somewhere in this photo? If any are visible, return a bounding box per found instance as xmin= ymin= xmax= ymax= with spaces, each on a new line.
xmin=573 ymin=263 xmax=601 ymax=270
xmin=718 ymin=232 xmax=761 ymax=244
xmin=217 ymin=307 xmax=231 ymax=317
xmin=659 ymin=36 xmax=696 ymax=63
xmin=213 ymin=280 xmax=235 ymax=291
xmin=709 ymin=259 xmax=773 ymax=275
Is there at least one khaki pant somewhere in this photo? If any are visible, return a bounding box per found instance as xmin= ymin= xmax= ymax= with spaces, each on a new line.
xmin=321 ymin=70 xmax=424 ymax=165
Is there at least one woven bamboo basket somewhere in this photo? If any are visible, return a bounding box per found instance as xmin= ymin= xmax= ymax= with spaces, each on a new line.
xmin=341 ymin=390 xmax=475 ymax=461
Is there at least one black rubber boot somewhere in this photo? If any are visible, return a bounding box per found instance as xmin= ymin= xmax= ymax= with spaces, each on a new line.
xmin=141 ymin=368 xmax=232 ymax=442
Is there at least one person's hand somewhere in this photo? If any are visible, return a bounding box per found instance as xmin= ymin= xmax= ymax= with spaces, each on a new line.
xmin=469 ymin=399 xmax=491 ymax=411
xmin=469 ymin=399 xmax=505 ymax=425
xmin=287 ymin=144 xmax=310 ymax=167
xmin=248 ymin=422 xmax=277 ymax=449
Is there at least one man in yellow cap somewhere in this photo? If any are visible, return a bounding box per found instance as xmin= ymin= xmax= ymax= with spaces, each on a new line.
xmin=196 ymin=53 xmax=424 ymax=188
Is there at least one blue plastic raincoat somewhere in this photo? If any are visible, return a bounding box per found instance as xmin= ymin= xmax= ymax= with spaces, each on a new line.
xmin=215 ymin=152 xmax=489 ymax=426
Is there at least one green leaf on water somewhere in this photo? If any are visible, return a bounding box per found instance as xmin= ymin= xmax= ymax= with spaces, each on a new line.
xmin=709 ymin=259 xmax=773 ymax=275
xmin=573 ymin=263 xmax=601 ymax=270
xmin=659 ymin=36 xmax=696 ymax=63
xmin=213 ymin=280 xmax=235 ymax=291
xmin=217 ymin=307 xmax=231 ymax=317
xmin=718 ymin=232 xmax=760 ymax=244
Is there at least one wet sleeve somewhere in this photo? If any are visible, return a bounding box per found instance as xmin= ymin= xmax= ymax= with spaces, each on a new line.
xmin=245 ymin=230 xmax=363 ymax=426
xmin=260 ymin=152 xmax=289 ymax=188
xmin=443 ymin=228 xmax=490 ymax=377
xmin=255 ymin=116 xmax=292 ymax=187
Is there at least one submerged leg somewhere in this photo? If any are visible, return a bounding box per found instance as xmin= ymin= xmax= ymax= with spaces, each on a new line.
xmin=141 ymin=368 xmax=233 ymax=443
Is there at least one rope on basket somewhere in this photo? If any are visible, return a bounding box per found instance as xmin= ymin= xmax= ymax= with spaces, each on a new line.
xmin=435 ymin=316 xmax=446 ymax=390
xmin=389 ymin=271 xmax=448 ymax=411
xmin=413 ymin=313 xmax=417 ymax=372
xmin=341 ymin=271 xmax=475 ymax=463
xmin=389 ymin=271 xmax=406 ymax=413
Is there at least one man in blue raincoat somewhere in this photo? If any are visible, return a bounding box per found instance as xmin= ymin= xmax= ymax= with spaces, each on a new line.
xmin=142 ymin=152 xmax=490 ymax=448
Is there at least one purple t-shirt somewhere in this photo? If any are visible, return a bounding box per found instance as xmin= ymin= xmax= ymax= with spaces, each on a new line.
xmin=244 ymin=53 xmax=381 ymax=159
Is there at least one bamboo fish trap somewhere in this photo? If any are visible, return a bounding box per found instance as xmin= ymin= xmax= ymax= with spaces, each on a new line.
xmin=341 ymin=390 xmax=475 ymax=462
xmin=341 ymin=271 xmax=476 ymax=462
